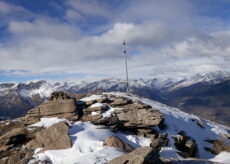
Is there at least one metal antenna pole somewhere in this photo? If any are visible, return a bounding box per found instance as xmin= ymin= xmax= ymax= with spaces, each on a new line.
xmin=123 ymin=39 xmax=129 ymax=94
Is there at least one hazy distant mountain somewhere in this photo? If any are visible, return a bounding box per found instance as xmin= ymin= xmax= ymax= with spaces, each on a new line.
xmin=0 ymin=71 xmax=230 ymax=126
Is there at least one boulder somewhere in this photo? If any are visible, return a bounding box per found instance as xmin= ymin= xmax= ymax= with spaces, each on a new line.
xmin=108 ymin=146 xmax=160 ymax=164
xmin=103 ymin=136 xmax=134 ymax=152
xmin=31 ymin=122 xmax=72 ymax=151
xmin=114 ymin=107 xmax=163 ymax=128
xmin=26 ymin=99 xmax=78 ymax=120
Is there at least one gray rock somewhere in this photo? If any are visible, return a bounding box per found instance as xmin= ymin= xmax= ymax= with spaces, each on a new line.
xmin=34 ymin=122 xmax=72 ymax=151
xmin=108 ymin=146 xmax=160 ymax=164
xmin=115 ymin=107 xmax=163 ymax=128
xmin=26 ymin=99 xmax=78 ymax=120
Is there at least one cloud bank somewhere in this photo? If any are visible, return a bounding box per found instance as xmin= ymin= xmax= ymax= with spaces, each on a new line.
xmin=1 ymin=0 xmax=230 ymax=81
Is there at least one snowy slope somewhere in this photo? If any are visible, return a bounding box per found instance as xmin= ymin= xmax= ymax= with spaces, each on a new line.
xmin=107 ymin=92 xmax=230 ymax=159
xmin=18 ymin=81 xmax=55 ymax=99
xmin=167 ymin=71 xmax=230 ymax=91
xmin=30 ymin=92 xmax=230 ymax=164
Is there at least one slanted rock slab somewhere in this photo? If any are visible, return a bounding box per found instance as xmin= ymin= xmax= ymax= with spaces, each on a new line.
xmin=35 ymin=122 xmax=72 ymax=150
xmin=26 ymin=99 xmax=77 ymax=119
xmin=108 ymin=146 xmax=160 ymax=164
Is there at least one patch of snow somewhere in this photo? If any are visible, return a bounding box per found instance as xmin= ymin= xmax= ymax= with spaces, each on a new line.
xmin=80 ymin=95 xmax=103 ymax=102
xmin=89 ymin=103 xmax=103 ymax=108
xmin=34 ymin=122 xmax=151 ymax=164
xmin=91 ymin=111 xmax=100 ymax=116
xmin=160 ymin=147 xmax=179 ymax=159
xmin=210 ymin=151 xmax=230 ymax=164
xmin=115 ymin=131 xmax=151 ymax=148
xmin=29 ymin=117 xmax=69 ymax=128
xmin=102 ymin=106 xmax=122 ymax=118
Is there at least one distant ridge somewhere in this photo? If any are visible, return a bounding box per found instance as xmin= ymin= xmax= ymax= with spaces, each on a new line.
xmin=1 ymin=71 xmax=230 ymax=126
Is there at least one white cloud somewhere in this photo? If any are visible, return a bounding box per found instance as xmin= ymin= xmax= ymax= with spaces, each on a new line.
xmin=0 ymin=1 xmax=25 ymax=14
xmin=66 ymin=0 xmax=113 ymax=19
xmin=1 ymin=0 xmax=230 ymax=80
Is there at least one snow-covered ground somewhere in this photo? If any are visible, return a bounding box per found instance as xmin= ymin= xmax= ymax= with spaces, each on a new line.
xmin=210 ymin=151 xmax=230 ymax=163
xmin=30 ymin=93 xmax=230 ymax=164
xmin=104 ymin=92 xmax=230 ymax=160
xmin=32 ymin=122 xmax=151 ymax=164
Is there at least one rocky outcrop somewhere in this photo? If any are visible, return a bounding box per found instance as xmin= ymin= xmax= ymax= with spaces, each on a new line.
xmin=103 ymin=136 xmax=134 ymax=152
xmin=81 ymin=96 xmax=164 ymax=132
xmin=114 ymin=106 xmax=163 ymax=128
xmin=0 ymin=127 xmax=28 ymax=152
xmin=172 ymin=131 xmax=198 ymax=158
xmin=26 ymin=122 xmax=71 ymax=151
xmin=25 ymin=91 xmax=79 ymax=123
xmin=26 ymin=99 xmax=77 ymax=118
xmin=108 ymin=146 xmax=160 ymax=164
xmin=50 ymin=91 xmax=71 ymax=100
xmin=0 ymin=93 xmax=166 ymax=164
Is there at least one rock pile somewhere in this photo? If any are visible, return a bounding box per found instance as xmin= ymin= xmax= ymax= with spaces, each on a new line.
xmin=80 ymin=96 xmax=164 ymax=133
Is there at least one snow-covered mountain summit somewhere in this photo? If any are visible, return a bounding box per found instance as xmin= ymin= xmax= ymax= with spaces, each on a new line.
xmin=1 ymin=71 xmax=230 ymax=99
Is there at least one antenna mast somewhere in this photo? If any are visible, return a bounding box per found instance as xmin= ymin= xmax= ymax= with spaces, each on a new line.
xmin=123 ymin=39 xmax=129 ymax=94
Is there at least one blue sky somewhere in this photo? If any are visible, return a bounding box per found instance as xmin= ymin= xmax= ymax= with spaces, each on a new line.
xmin=1 ymin=0 xmax=230 ymax=82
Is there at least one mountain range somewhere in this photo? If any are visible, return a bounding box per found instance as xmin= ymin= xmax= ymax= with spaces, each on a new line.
xmin=0 ymin=71 xmax=230 ymax=126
